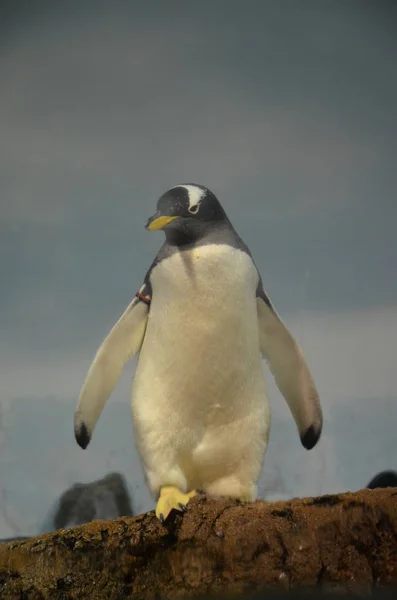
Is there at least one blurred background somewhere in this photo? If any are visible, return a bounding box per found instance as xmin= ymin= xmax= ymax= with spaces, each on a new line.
xmin=1 ymin=0 xmax=396 ymax=539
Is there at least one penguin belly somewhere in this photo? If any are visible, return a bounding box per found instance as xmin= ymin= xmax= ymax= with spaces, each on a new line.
xmin=131 ymin=244 xmax=270 ymax=500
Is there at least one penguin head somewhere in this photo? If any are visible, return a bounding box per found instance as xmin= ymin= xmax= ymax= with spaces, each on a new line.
xmin=145 ymin=184 xmax=228 ymax=242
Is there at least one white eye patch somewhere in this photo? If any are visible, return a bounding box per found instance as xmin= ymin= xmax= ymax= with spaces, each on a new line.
xmin=172 ymin=184 xmax=204 ymax=215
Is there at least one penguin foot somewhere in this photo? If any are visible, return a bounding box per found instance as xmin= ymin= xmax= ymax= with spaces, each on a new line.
xmin=155 ymin=486 xmax=196 ymax=523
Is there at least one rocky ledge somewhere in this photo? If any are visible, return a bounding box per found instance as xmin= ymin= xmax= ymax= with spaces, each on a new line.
xmin=1 ymin=488 xmax=396 ymax=599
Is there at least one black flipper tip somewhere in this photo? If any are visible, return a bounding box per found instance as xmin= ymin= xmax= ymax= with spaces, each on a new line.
xmin=75 ymin=421 xmax=91 ymax=450
xmin=301 ymin=424 xmax=321 ymax=450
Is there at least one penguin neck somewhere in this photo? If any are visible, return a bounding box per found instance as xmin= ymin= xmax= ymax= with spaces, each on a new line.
xmin=164 ymin=228 xmax=200 ymax=247
xmin=164 ymin=219 xmax=232 ymax=248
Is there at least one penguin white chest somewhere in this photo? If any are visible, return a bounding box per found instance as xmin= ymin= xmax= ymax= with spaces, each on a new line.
xmin=131 ymin=243 xmax=268 ymax=432
xmin=140 ymin=244 xmax=261 ymax=385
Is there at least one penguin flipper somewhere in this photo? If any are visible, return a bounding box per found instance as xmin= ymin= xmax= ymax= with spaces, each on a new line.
xmin=256 ymin=289 xmax=322 ymax=450
xmin=74 ymin=289 xmax=150 ymax=449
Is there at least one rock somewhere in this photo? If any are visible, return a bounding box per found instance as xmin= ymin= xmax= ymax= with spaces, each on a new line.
xmin=53 ymin=472 xmax=133 ymax=529
xmin=367 ymin=471 xmax=397 ymax=490
xmin=0 ymin=488 xmax=396 ymax=599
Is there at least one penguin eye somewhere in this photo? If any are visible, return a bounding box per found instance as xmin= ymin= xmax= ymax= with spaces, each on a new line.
xmin=188 ymin=203 xmax=200 ymax=215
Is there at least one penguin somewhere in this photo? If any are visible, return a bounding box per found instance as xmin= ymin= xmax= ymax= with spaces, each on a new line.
xmin=74 ymin=183 xmax=322 ymax=522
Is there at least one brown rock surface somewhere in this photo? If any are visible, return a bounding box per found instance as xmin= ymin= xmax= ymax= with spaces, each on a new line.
xmin=1 ymin=488 xmax=397 ymax=599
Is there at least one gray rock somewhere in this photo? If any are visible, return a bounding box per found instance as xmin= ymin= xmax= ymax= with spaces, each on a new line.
xmin=367 ymin=470 xmax=397 ymax=489
xmin=53 ymin=472 xmax=133 ymax=530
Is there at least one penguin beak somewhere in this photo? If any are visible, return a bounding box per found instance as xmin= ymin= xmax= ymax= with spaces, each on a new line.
xmin=145 ymin=212 xmax=179 ymax=231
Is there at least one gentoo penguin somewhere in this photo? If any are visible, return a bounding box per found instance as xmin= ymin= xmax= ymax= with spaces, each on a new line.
xmin=74 ymin=183 xmax=322 ymax=522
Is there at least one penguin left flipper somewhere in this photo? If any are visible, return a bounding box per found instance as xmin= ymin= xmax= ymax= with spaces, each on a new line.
xmin=74 ymin=288 xmax=150 ymax=449
xmin=155 ymin=487 xmax=197 ymax=523
xmin=256 ymin=291 xmax=323 ymax=450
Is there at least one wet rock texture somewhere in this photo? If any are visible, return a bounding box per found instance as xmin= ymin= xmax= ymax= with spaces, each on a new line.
xmin=0 ymin=488 xmax=396 ymax=599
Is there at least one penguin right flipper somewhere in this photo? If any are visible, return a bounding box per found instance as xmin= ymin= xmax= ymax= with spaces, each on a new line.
xmin=256 ymin=282 xmax=323 ymax=450
xmin=74 ymin=285 xmax=150 ymax=449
